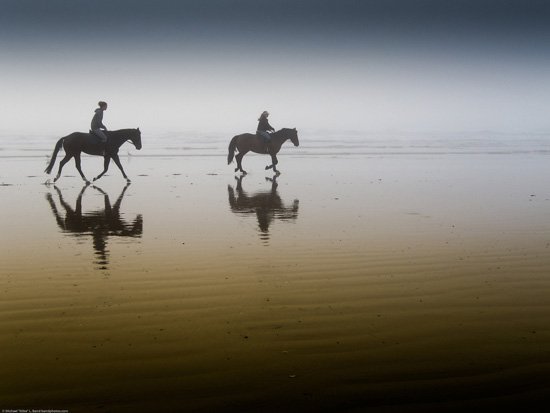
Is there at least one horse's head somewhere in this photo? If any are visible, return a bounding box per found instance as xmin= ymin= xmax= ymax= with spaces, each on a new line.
xmin=289 ymin=128 xmax=299 ymax=147
xmin=282 ymin=128 xmax=299 ymax=147
xmin=130 ymin=128 xmax=142 ymax=150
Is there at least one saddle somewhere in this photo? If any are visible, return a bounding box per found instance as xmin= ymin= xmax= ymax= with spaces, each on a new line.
xmin=257 ymin=131 xmax=273 ymax=154
xmin=256 ymin=131 xmax=271 ymax=141
xmin=87 ymin=130 xmax=108 ymax=152
xmin=89 ymin=129 xmax=110 ymax=143
xmin=90 ymin=129 xmax=102 ymax=139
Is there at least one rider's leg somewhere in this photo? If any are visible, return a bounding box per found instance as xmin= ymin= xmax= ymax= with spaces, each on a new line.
xmin=94 ymin=129 xmax=108 ymax=155
xmin=261 ymin=131 xmax=271 ymax=154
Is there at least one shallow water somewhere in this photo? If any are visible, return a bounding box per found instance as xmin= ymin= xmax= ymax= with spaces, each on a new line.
xmin=1 ymin=133 xmax=550 ymax=411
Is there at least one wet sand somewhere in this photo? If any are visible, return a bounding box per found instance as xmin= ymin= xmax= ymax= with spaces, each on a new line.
xmin=1 ymin=136 xmax=550 ymax=412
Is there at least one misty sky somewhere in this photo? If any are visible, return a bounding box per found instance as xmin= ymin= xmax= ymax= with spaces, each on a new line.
xmin=1 ymin=0 xmax=549 ymax=135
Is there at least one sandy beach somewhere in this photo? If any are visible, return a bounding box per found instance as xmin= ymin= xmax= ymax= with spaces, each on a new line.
xmin=3 ymin=0 xmax=550 ymax=410
xmin=1 ymin=132 xmax=549 ymax=411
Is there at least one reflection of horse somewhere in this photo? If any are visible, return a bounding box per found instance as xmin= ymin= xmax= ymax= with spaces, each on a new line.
xmin=44 ymin=128 xmax=142 ymax=183
xmin=45 ymin=183 xmax=142 ymax=269
xmin=227 ymin=128 xmax=299 ymax=175
xmin=227 ymin=175 xmax=299 ymax=242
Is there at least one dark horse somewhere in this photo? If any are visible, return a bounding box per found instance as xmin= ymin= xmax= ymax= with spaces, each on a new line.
xmin=45 ymin=183 xmax=143 ymax=269
xmin=227 ymin=128 xmax=299 ymax=175
xmin=44 ymin=128 xmax=142 ymax=183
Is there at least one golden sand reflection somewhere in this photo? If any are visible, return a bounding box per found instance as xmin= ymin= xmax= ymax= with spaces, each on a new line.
xmin=1 ymin=154 xmax=550 ymax=412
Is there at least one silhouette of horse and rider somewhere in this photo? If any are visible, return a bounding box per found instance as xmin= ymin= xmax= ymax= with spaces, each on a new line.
xmin=44 ymin=128 xmax=142 ymax=184
xmin=45 ymin=183 xmax=143 ymax=269
xmin=227 ymin=110 xmax=300 ymax=175
xmin=227 ymin=175 xmax=299 ymax=243
xmin=227 ymin=127 xmax=299 ymax=175
xmin=44 ymin=101 xmax=142 ymax=184
xmin=44 ymin=105 xmax=298 ymax=182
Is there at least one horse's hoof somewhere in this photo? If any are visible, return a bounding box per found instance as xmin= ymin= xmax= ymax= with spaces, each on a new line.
xmin=234 ymin=167 xmax=239 ymax=173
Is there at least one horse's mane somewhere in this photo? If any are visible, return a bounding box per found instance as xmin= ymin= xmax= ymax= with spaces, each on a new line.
xmin=274 ymin=127 xmax=295 ymax=134
xmin=109 ymin=128 xmax=138 ymax=134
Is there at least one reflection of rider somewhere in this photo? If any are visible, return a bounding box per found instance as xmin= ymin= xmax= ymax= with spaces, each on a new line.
xmin=91 ymin=101 xmax=108 ymax=154
xmin=257 ymin=110 xmax=275 ymax=153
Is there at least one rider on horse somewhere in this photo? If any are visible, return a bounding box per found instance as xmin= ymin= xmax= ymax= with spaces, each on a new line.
xmin=91 ymin=101 xmax=108 ymax=154
xmin=257 ymin=111 xmax=275 ymax=154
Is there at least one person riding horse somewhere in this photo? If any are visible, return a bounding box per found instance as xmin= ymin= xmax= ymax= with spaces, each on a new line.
xmin=91 ymin=101 xmax=108 ymax=154
xmin=257 ymin=111 xmax=275 ymax=154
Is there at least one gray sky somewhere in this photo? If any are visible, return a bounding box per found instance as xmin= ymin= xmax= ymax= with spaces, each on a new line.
xmin=1 ymin=0 xmax=549 ymax=135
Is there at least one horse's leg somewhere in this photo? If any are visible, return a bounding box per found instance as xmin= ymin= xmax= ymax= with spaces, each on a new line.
xmin=272 ymin=154 xmax=280 ymax=174
xmin=93 ymin=156 xmax=111 ymax=182
xmin=234 ymin=152 xmax=242 ymax=173
xmin=73 ymin=153 xmax=89 ymax=184
xmin=235 ymin=151 xmax=248 ymax=174
xmin=54 ymin=153 xmax=73 ymax=182
xmin=265 ymin=154 xmax=279 ymax=174
xmin=111 ymin=154 xmax=131 ymax=182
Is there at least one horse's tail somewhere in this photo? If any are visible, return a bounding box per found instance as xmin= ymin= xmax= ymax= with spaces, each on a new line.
xmin=227 ymin=135 xmax=238 ymax=164
xmin=44 ymin=138 xmax=64 ymax=174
